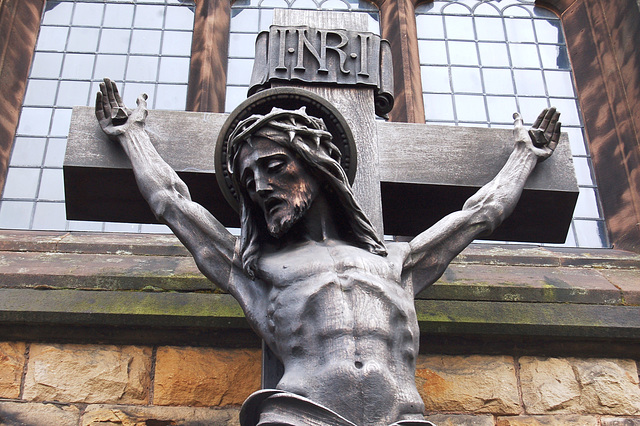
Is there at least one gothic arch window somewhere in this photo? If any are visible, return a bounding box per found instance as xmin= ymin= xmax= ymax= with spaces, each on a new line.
xmin=415 ymin=0 xmax=608 ymax=248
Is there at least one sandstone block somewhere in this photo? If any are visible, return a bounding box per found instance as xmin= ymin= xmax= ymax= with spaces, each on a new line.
xmin=496 ymin=415 xmax=598 ymax=425
xmin=81 ymin=404 xmax=241 ymax=426
xmin=154 ymin=347 xmax=261 ymax=407
xmin=601 ymin=418 xmax=640 ymax=426
xmin=424 ymin=413 xmax=494 ymax=425
xmin=23 ymin=344 xmax=152 ymax=404
xmin=519 ymin=357 xmax=640 ymax=415
xmin=415 ymin=354 xmax=520 ymax=415
xmin=0 ymin=401 xmax=80 ymax=425
xmin=0 ymin=342 xmax=26 ymax=399
xmin=518 ymin=357 xmax=580 ymax=412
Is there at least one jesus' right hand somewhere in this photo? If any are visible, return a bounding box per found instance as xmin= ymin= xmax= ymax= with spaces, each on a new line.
xmin=95 ymin=77 xmax=148 ymax=140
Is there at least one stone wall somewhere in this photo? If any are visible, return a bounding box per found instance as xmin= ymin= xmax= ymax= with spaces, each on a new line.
xmin=1 ymin=341 xmax=639 ymax=425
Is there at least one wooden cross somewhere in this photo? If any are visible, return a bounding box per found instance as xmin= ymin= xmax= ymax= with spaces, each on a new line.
xmin=64 ymin=10 xmax=577 ymax=243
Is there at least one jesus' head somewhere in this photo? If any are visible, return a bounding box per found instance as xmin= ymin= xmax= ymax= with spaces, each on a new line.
xmin=226 ymin=107 xmax=387 ymax=278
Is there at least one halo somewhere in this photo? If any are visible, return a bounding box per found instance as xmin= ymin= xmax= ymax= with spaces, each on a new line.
xmin=215 ymin=87 xmax=357 ymax=212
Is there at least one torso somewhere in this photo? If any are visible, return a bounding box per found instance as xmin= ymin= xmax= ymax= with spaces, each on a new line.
xmin=254 ymin=240 xmax=424 ymax=425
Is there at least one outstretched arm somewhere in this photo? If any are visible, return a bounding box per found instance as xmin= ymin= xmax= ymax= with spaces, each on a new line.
xmin=406 ymin=108 xmax=561 ymax=296
xmin=95 ymin=79 xmax=247 ymax=293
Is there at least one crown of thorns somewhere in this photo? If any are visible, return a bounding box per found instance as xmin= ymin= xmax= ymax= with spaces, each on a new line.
xmin=226 ymin=106 xmax=340 ymax=176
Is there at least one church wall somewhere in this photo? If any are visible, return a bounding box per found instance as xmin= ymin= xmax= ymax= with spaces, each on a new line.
xmin=0 ymin=1 xmax=639 ymax=425
xmin=1 ymin=341 xmax=639 ymax=425
xmin=0 ymin=231 xmax=639 ymax=425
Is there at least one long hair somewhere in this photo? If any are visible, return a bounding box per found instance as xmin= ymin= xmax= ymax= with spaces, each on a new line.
xmin=227 ymin=110 xmax=387 ymax=278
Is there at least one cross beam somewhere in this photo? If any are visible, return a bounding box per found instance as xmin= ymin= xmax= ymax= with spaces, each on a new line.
xmin=64 ymin=106 xmax=576 ymax=243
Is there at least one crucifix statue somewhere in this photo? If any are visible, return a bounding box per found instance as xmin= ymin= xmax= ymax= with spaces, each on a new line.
xmin=92 ymin=31 xmax=560 ymax=426
xmin=65 ymin=9 xmax=571 ymax=426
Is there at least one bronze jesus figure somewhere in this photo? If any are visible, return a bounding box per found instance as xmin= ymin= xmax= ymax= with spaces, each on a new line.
xmin=95 ymin=78 xmax=561 ymax=426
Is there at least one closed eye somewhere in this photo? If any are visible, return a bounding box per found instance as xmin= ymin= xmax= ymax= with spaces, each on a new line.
xmin=267 ymin=159 xmax=286 ymax=174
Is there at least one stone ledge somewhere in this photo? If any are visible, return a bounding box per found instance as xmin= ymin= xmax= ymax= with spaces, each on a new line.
xmin=1 ymin=230 xmax=639 ymax=351
xmin=1 ymin=288 xmax=639 ymax=341
xmin=2 ymin=230 xmax=639 ymax=267
xmin=1 ymin=231 xmax=638 ymax=305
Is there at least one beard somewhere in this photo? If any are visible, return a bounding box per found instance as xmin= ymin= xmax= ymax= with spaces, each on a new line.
xmin=265 ymin=194 xmax=313 ymax=238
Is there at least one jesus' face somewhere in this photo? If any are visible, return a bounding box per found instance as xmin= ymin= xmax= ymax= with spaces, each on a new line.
xmin=237 ymin=137 xmax=320 ymax=237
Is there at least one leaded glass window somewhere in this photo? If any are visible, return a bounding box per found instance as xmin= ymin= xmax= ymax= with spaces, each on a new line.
xmin=0 ymin=0 xmax=195 ymax=233
xmin=416 ymin=0 xmax=608 ymax=248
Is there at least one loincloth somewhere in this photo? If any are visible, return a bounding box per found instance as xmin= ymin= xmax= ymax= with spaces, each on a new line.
xmin=240 ymin=389 xmax=436 ymax=426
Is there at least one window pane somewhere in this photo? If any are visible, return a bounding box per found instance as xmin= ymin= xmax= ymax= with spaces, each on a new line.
xmin=509 ymin=43 xmax=540 ymax=68
xmin=23 ymin=80 xmax=59 ymax=106
xmin=486 ymin=96 xmax=517 ymax=123
xmin=56 ymin=81 xmax=91 ymax=107
xmin=505 ymin=17 xmax=535 ymax=42
xmin=67 ymin=28 xmax=101 ymax=53
xmin=482 ymin=68 xmax=514 ymax=94
xmin=44 ymin=138 xmax=68 ymax=168
xmin=126 ymin=56 xmax=160 ymax=81
xmin=0 ymin=202 xmax=34 ymax=229
xmin=32 ymin=202 xmax=67 ymax=231
xmin=62 ymin=54 xmax=96 ymax=80
xmin=544 ymin=70 xmax=575 ymax=97
xmin=155 ymin=84 xmax=188 ymax=110
xmin=36 ymin=26 xmax=69 ymax=51
xmin=72 ymin=3 xmax=104 ymax=26
xmin=94 ymin=55 xmax=128 ymax=80
xmin=534 ymin=19 xmax=564 ymax=44
xmin=421 ymin=66 xmax=450 ymax=93
xmin=165 ymin=5 xmax=194 ymax=30
xmin=475 ymin=17 xmax=505 ymax=41
xmin=448 ymin=41 xmax=478 ymax=65
xmin=416 ymin=15 xmax=444 ymax=39
xmin=38 ymin=169 xmax=65 ymax=200
xmin=513 ymin=69 xmax=545 ymax=95
xmin=444 ymin=15 xmax=474 ymax=40
xmin=134 ymin=5 xmax=166 ymax=29
xmin=162 ymin=31 xmax=193 ymax=56
xmin=451 ymin=67 xmax=482 ymax=93
xmin=3 ymin=168 xmax=41 ymax=199
xmin=130 ymin=30 xmax=163 ymax=55
xmin=30 ymin=53 xmax=63 ymax=78
xmin=454 ymin=94 xmax=486 ymax=122
xmin=10 ymin=138 xmax=47 ymax=167
xmin=17 ymin=108 xmax=52 ymax=136
xmin=424 ymin=93 xmax=454 ymax=121
xmin=419 ymin=40 xmax=449 ymax=65
xmin=478 ymin=43 xmax=509 ymax=67
xmin=104 ymin=4 xmax=134 ymax=28
xmin=159 ymin=57 xmax=190 ymax=83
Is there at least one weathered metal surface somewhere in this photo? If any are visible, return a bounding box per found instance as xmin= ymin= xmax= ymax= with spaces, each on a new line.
xmin=249 ymin=14 xmax=394 ymax=118
xmin=74 ymin=10 xmax=578 ymax=423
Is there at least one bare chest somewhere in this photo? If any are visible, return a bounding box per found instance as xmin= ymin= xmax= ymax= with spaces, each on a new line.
xmin=256 ymin=242 xmax=415 ymax=341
